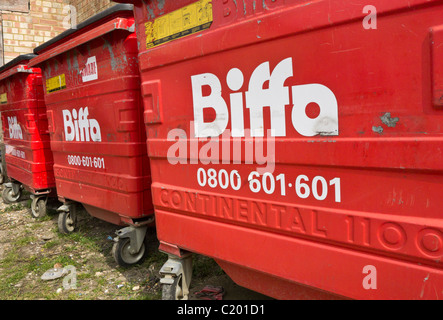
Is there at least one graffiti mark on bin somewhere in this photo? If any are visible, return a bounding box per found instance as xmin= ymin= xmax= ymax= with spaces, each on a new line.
xmin=380 ymin=112 xmax=399 ymax=128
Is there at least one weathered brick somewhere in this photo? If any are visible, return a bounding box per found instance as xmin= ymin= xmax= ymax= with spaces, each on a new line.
xmin=19 ymin=41 xmax=35 ymax=48
xmin=33 ymin=24 xmax=52 ymax=31
xmin=4 ymin=40 xmax=17 ymax=46
xmin=2 ymin=21 xmax=14 ymax=28
xmin=13 ymin=46 xmax=32 ymax=53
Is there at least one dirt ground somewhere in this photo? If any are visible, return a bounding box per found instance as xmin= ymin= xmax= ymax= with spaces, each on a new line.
xmin=0 ymin=189 xmax=272 ymax=300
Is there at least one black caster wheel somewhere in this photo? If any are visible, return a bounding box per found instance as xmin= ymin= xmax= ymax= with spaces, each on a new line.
xmin=112 ymin=237 xmax=148 ymax=267
xmin=58 ymin=210 xmax=76 ymax=234
xmin=31 ymin=197 xmax=47 ymax=219
xmin=2 ymin=186 xmax=20 ymax=204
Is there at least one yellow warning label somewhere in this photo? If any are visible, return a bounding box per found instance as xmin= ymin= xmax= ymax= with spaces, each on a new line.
xmin=46 ymin=74 xmax=66 ymax=94
xmin=0 ymin=93 xmax=7 ymax=104
xmin=145 ymin=0 xmax=213 ymax=49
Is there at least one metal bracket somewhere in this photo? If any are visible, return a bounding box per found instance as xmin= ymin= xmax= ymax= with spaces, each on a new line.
xmin=160 ymin=253 xmax=193 ymax=300
xmin=5 ymin=182 xmax=21 ymax=196
xmin=31 ymin=194 xmax=48 ymax=206
xmin=115 ymin=226 xmax=148 ymax=255
xmin=57 ymin=203 xmax=71 ymax=213
xmin=57 ymin=201 xmax=77 ymax=221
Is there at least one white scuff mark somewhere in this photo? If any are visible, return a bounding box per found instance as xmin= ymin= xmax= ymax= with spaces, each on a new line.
xmin=401 ymin=24 xmax=418 ymax=37
xmin=372 ymin=126 xmax=383 ymax=134
xmin=331 ymin=47 xmax=362 ymax=54
xmin=420 ymin=273 xmax=430 ymax=299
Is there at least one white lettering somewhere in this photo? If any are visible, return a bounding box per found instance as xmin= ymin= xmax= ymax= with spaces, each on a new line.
xmin=8 ymin=116 xmax=23 ymax=140
xmin=246 ymin=58 xmax=292 ymax=137
xmin=81 ymin=56 xmax=98 ymax=82
xmin=191 ymin=73 xmax=229 ymax=138
xmin=191 ymin=57 xmax=339 ymax=138
xmin=62 ymin=107 xmax=101 ymax=142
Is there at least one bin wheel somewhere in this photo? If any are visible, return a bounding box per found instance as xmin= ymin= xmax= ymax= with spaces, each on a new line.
xmin=31 ymin=197 xmax=47 ymax=219
xmin=58 ymin=210 xmax=76 ymax=234
xmin=162 ymin=275 xmax=184 ymax=300
xmin=112 ymin=237 xmax=147 ymax=267
xmin=2 ymin=187 xmax=20 ymax=204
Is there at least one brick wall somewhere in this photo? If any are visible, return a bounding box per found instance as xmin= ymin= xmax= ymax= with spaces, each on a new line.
xmin=0 ymin=0 xmax=118 ymax=65
xmin=69 ymin=0 xmax=117 ymax=24
xmin=0 ymin=0 xmax=69 ymax=64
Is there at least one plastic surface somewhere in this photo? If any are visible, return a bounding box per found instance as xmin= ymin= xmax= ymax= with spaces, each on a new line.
xmin=116 ymin=0 xmax=443 ymax=299
xmin=30 ymin=5 xmax=153 ymax=225
xmin=0 ymin=55 xmax=55 ymax=193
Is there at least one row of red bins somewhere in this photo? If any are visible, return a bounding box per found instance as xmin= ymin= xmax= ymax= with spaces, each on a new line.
xmin=0 ymin=1 xmax=442 ymax=300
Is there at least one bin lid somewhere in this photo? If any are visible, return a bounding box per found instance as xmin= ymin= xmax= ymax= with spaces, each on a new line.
xmin=33 ymin=3 xmax=134 ymax=54
xmin=0 ymin=54 xmax=36 ymax=74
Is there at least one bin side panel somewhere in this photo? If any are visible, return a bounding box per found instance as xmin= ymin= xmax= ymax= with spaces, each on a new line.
xmin=41 ymin=30 xmax=153 ymax=224
xmin=0 ymin=71 xmax=55 ymax=191
xmin=136 ymin=0 xmax=443 ymax=299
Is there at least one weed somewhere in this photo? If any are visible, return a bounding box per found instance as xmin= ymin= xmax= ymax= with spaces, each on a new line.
xmin=2 ymin=203 xmax=24 ymax=213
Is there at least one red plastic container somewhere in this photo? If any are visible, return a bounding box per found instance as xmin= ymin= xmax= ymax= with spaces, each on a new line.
xmin=117 ymin=0 xmax=443 ymax=299
xmin=30 ymin=4 xmax=154 ymax=267
xmin=0 ymin=54 xmax=56 ymax=217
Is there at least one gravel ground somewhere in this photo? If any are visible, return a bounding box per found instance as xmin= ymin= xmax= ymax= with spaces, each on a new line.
xmin=0 ymin=189 xmax=272 ymax=300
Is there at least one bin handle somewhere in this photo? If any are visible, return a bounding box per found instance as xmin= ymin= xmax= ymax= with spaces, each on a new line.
xmin=24 ymin=113 xmax=36 ymax=134
xmin=142 ymin=80 xmax=163 ymax=124
xmin=29 ymin=17 xmax=135 ymax=67
xmin=430 ymin=25 xmax=443 ymax=109
xmin=46 ymin=110 xmax=55 ymax=134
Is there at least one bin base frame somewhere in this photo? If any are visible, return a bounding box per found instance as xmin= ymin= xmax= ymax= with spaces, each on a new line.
xmin=159 ymin=242 xmax=193 ymax=300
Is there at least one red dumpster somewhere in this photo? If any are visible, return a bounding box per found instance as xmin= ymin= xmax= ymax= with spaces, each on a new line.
xmin=115 ymin=0 xmax=443 ymax=299
xmin=30 ymin=4 xmax=154 ymax=267
xmin=0 ymin=54 xmax=56 ymax=218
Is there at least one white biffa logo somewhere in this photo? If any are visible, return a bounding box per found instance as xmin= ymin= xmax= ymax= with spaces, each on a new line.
xmin=191 ymin=57 xmax=339 ymax=138
xmin=167 ymin=57 xmax=339 ymax=173
xmin=62 ymin=107 xmax=101 ymax=142
xmin=8 ymin=116 xmax=23 ymax=140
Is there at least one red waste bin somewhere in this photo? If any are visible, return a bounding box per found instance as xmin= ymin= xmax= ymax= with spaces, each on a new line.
xmin=30 ymin=4 xmax=154 ymax=267
xmin=116 ymin=0 xmax=443 ymax=299
xmin=0 ymin=54 xmax=56 ymax=218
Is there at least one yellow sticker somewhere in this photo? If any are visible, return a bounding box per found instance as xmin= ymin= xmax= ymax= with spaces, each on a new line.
xmin=145 ymin=0 xmax=213 ymax=49
xmin=46 ymin=74 xmax=66 ymax=93
xmin=0 ymin=93 xmax=7 ymax=104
